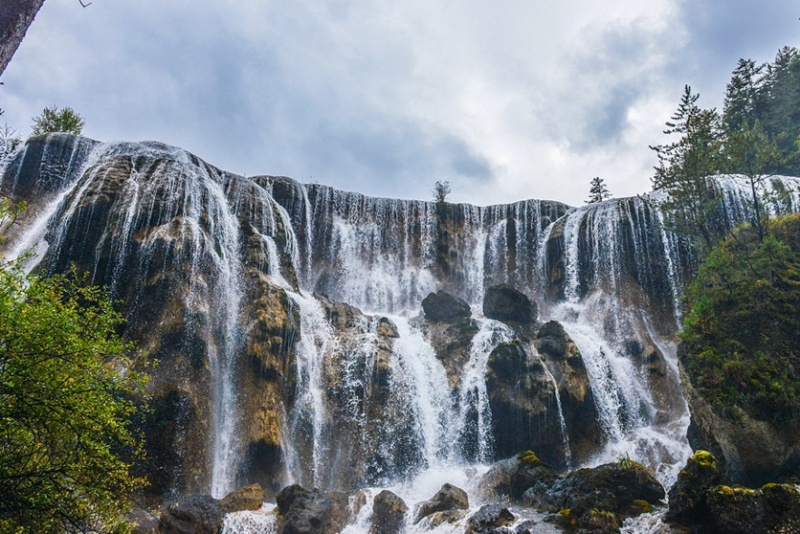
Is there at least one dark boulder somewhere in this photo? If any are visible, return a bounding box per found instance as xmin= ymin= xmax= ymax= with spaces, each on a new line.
xmin=369 ymin=490 xmax=407 ymax=534
xmin=157 ymin=495 xmax=224 ymax=534
xmin=486 ymin=340 xmax=572 ymax=467
xmin=422 ymin=291 xmax=471 ymax=322
xmin=509 ymin=451 xmax=559 ymax=501
xmin=466 ymin=504 xmax=515 ymax=533
xmin=665 ymin=450 xmax=721 ymax=527
xmin=522 ymin=459 xmax=664 ymax=532
xmin=482 ymin=284 xmax=536 ymax=324
xmin=276 ymin=484 xmax=349 ymax=534
xmin=414 ymin=483 xmax=469 ymax=524
xmin=220 ymin=483 xmax=265 ymax=513
xmin=540 ymin=461 xmax=664 ymax=514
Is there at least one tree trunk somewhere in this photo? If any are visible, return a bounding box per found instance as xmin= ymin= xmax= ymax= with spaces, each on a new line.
xmin=0 ymin=0 xmax=47 ymax=78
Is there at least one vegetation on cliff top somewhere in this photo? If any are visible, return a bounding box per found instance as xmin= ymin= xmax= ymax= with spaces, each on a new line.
xmin=680 ymin=214 xmax=800 ymax=422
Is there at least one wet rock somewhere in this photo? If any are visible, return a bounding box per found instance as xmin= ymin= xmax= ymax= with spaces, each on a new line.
xmin=220 ymin=483 xmax=265 ymax=513
xmin=509 ymin=451 xmax=559 ymax=501
xmin=157 ymin=495 xmax=224 ymax=534
xmin=665 ymin=450 xmax=721 ymax=527
xmin=539 ymin=461 xmax=664 ymax=514
xmin=424 ymin=316 xmax=479 ymax=388
xmin=533 ymin=321 xmax=604 ymax=465
xmin=377 ymin=317 xmax=399 ymax=338
xmin=466 ymin=504 xmax=516 ymax=533
xmin=423 ymin=509 xmax=469 ymax=528
xmin=521 ymin=459 xmax=664 ymax=532
xmin=276 ymin=484 xmax=349 ymax=534
xmin=486 ymin=340 xmax=574 ymax=467
xmin=421 ymin=291 xmax=471 ymax=322
xmin=414 ymin=483 xmax=469 ymax=523
xmin=482 ymin=284 xmax=536 ymax=324
xmin=369 ymin=490 xmax=407 ymax=534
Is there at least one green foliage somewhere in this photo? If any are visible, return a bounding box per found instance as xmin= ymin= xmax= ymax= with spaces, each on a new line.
xmin=681 ymin=215 xmax=800 ymax=422
xmin=30 ymin=106 xmax=85 ymax=136
xmin=722 ymin=47 xmax=800 ymax=176
xmin=0 ymin=263 xmax=148 ymax=533
xmin=585 ymin=176 xmax=611 ymax=203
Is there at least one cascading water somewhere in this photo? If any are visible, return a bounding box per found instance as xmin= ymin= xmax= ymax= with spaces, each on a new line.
xmin=450 ymin=317 xmax=512 ymax=464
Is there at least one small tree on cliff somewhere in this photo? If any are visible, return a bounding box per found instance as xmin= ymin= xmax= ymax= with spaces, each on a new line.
xmin=433 ymin=180 xmax=451 ymax=203
xmin=31 ymin=105 xmax=85 ymax=136
xmin=585 ymin=176 xmax=611 ymax=203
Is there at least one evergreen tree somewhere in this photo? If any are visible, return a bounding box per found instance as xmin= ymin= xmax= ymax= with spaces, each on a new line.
xmin=30 ymin=106 xmax=85 ymax=136
xmin=721 ymin=120 xmax=783 ymax=241
xmin=585 ymin=176 xmax=611 ymax=203
xmin=722 ymin=58 xmax=765 ymax=131
xmin=650 ymin=85 xmax=722 ymax=252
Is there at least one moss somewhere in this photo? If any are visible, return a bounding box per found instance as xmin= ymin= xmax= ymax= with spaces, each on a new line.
xmin=631 ymin=499 xmax=652 ymax=514
xmin=691 ymin=450 xmax=717 ymax=469
xmin=517 ymin=450 xmax=541 ymax=465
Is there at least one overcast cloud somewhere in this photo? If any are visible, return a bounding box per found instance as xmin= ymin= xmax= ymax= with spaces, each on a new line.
xmin=1 ymin=0 xmax=798 ymax=206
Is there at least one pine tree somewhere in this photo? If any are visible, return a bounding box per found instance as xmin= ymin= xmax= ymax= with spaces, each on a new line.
xmin=585 ymin=177 xmax=611 ymax=203
xmin=650 ymin=86 xmax=722 ymax=252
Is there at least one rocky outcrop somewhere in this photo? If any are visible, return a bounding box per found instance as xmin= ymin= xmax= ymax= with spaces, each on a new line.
xmin=422 ymin=314 xmax=479 ymax=387
xmin=517 ymin=457 xmax=664 ymax=533
xmin=369 ymin=490 xmax=407 ymax=534
xmin=422 ymin=290 xmax=472 ymax=322
xmin=533 ymin=321 xmax=603 ymax=463
xmin=666 ymin=451 xmax=800 ymax=534
xmin=485 ymin=329 xmax=600 ymax=468
xmin=681 ymin=361 xmax=800 ymax=486
xmin=482 ymin=284 xmax=536 ymax=324
xmin=220 ymin=483 xmax=265 ymax=513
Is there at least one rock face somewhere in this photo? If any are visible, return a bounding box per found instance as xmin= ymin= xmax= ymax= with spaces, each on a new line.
xmin=422 ymin=290 xmax=472 ymax=322
xmin=485 ymin=323 xmax=601 ymax=468
xmin=482 ymin=284 xmax=536 ymax=324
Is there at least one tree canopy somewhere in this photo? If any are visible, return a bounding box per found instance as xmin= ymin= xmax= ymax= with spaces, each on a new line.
xmin=0 ymin=254 xmax=148 ymax=532
xmin=31 ymin=106 xmax=85 ymax=136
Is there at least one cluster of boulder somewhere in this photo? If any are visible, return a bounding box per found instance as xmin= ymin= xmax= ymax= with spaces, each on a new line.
xmin=135 ymin=448 xmax=800 ymax=534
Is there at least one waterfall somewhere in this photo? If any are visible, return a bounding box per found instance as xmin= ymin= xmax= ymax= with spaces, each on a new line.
xmin=6 ymin=136 xmax=800 ymax=510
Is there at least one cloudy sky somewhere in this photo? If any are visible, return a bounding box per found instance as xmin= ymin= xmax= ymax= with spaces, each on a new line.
xmin=1 ymin=0 xmax=798 ymax=206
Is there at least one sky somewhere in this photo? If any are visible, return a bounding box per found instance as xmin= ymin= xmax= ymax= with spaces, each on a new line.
xmin=1 ymin=0 xmax=798 ymax=207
